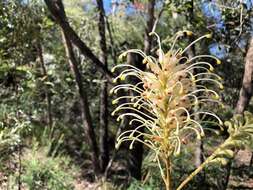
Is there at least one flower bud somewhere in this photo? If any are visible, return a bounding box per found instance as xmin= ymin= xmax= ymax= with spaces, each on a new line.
xmin=205 ymin=33 xmax=212 ymax=38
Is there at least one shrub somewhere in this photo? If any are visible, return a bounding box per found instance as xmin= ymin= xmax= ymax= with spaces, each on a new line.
xmin=21 ymin=144 xmax=75 ymax=190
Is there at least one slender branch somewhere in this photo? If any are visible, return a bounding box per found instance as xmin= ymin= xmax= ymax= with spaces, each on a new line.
xmin=176 ymin=154 xmax=215 ymax=190
xmin=151 ymin=0 xmax=167 ymax=33
xmin=61 ymin=29 xmax=101 ymax=175
xmin=96 ymin=0 xmax=109 ymax=172
xmin=36 ymin=40 xmax=53 ymax=129
xmin=105 ymin=16 xmax=117 ymax=65
xmin=164 ymin=156 xmax=172 ymax=190
xmin=44 ymin=0 xmax=113 ymax=81
xmin=144 ymin=0 xmax=155 ymax=55
xmin=177 ymin=136 xmax=234 ymax=190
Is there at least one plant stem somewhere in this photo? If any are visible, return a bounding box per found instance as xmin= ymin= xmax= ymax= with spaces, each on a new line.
xmin=176 ymin=154 xmax=215 ymax=190
xmin=164 ymin=157 xmax=172 ymax=190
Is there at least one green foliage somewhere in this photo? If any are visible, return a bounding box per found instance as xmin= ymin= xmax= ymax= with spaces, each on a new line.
xmin=0 ymin=107 xmax=30 ymax=152
xmin=207 ymin=111 xmax=253 ymax=166
xmin=1 ymin=0 xmax=253 ymax=189
xmin=20 ymin=128 xmax=75 ymax=190
xmin=21 ymin=146 xmax=75 ymax=190
xmin=127 ymin=178 xmax=162 ymax=190
xmin=175 ymin=111 xmax=253 ymax=190
xmin=127 ymin=152 xmax=165 ymax=190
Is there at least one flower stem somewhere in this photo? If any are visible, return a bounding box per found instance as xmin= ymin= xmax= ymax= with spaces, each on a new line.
xmin=176 ymin=154 xmax=215 ymax=190
xmin=164 ymin=157 xmax=172 ymax=190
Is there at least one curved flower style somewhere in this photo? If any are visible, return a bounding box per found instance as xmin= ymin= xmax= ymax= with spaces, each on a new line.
xmin=111 ymin=31 xmax=223 ymax=189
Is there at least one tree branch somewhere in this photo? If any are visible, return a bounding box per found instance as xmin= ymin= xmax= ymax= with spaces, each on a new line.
xmin=96 ymin=0 xmax=109 ymax=172
xmin=61 ymin=29 xmax=101 ymax=174
xmin=44 ymin=0 xmax=113 ymax=81
xmin=144 ymin=0 xmax=155 ymax=55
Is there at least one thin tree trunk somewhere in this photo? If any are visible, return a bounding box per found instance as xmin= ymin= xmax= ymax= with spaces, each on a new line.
xmin=99 ymin=81 xmax=109 ymax=172
xmin=127 ymin=0 xmax=156 ymax=180
xmin=17 ymin=141 xmax=22 ymax=190
xmin=224 ymin=36 xmax=253 ymax=190
xmin=188 ymin=37 xmax=206 ymax=188
xmin=61 ymin=30 xmax=101 ymax=175
xmin=187 ymin=0 xmax=205 ymax=181
xmin=37 ymin=41 xmax=53 ymax=129
xmin=96 ymin=0 xmax=109 ymax=172
xmin=250 ymin=155 xmax=253 ymax=166
xmin=144 ymin=0 xmax=155 ymax=55
xmin=235 ymin=37 xmax=253 ymax=114
xmin=186 ymin=1 xmax=206 ymax=188
xmin=187 ymin=34 xmax=204 ymax=171
xmin=105 ymin=16 xmax=117 ymax=66
xmin=236 ymin=35 xmax=253 ymax=169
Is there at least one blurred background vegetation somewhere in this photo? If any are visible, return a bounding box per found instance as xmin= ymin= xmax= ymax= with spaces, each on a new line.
xmin=1 ymin=0 xmax=253 ymax=189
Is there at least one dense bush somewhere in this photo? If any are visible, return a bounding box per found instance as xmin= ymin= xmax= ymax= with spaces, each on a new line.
xmin=21 ymin=146 xmax=75 ymax=190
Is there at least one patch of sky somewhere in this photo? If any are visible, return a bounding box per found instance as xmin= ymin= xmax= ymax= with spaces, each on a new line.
xmin=103 ymin=0 xmax=143 ymax=15
xmin=209 ymin=43 xmax=228 ymax=59
xmin=242 ymin=0 xmax=253 ymax=10
xmin=200 ymin=0 xmax=225 ymax=31
xmin=237 ymin=38 xmax=247 ymax=50
xmin=104 ymin=0 xmax=111 ymax=13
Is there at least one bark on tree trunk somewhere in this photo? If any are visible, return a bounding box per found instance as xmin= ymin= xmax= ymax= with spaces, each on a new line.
xmin=37 ymin=41 xmax=53 ymax=129
xmin=236 ymin=36 xmax=253 ymax=169
xmin=224 ymin=36 xmax=253 ymax=190
xmin=61 ymin=30 xmax=101 ymax=175
xmin=186 ymin=1 xmax=206 ymax=187
xmin=96 ymin=0 xmax=109 ymax=172
xmin=235 ymin=37 xmax=253 ymax=114
xmin=188 ymin=36 xmax=206 ymax=187
xmin=127 ymin=53 xmax=145 ymax=180
xmin=127 ymin=0 xmax=155 ymax=180
xmin=144 ymin=0 xmax=155 ymax=55
xmin=99 ymin=81 xmax=109 ymax=172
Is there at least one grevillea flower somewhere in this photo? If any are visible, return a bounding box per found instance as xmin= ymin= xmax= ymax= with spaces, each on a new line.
xmin=110 ymin=31 xmax=224 ymax=187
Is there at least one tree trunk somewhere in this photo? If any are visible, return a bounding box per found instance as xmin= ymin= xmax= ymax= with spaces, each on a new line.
xmin=186 ymin=1 xmax=206 ymax=187
xmin=235 ymin=37 xmax=253 ymax=114
xmin=127 ymin=53 xmax=145 ymax=180
xmin=188 ymin=36 xmax=206 ymax=188
xmin=187 ymin=0 xmax=204 ymax=176
xmin=105 ymin=0 xmax=156 ymax=178
xmin=127 ymin=0 xmax=155 ymax=180
xmin=224 ymin=36 xmax=253 ymax=190
xmin=37 ymin=41 xmax=53 ymax=129
xmin=96 ymin=0 xmax=109 ymax=172
xmin=61 ymin=30 xmax=101 ymax=175
xmin=236 ymin=36 xmax=253 ymax=169
xmin=187 ymin=37 xmax=204 ymax=170
xmin=99 ymin=81 xmax=108 ymax=172
xmin=144 ymin=0 xmax=155 ymax=55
